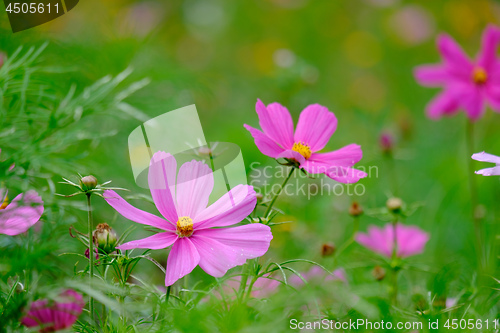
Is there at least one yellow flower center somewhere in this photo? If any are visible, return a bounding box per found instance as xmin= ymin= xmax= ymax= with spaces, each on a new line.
xmin=0 ymin=195 xmax=8 ymax=210
xmin=176 ymin=216 xmax=193 ymax=237
xmin=292 ymin=142 xmax=312 ymax=159
xmin=472 ymin=67 xmax=488 ymax=85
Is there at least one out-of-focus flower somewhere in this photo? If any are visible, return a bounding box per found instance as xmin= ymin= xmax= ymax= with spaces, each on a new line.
xmin=0 ymin=189 xmax=44 ymax=236
xmin=349 ymin=201 xmax=363 ymax=217
xmin=244 ymin=100 xmax=367 ymax=183
xmin=472 ymin=151 xmax=500 ymax=176
xmin=105 ymin=152 xmax=272 ymax=286
xmin=289 ymin=266 xmax=347 ymax=287
xmin=379 ymin=132 xmax=394 ymax=154
xmin=356 ymin=223 xmax=429 ymax=258
xmin=321 ymin=243 xmax=336 ymax=256
xmin=414 ymin=25 xmax=500 ymax=120
xmin=388 ymin=5 xmax=435 ymax=46
xmin=93 ymin=223 xmax=117 ymax=254
xmin=21 ymin=290 xmax=84 ymax=332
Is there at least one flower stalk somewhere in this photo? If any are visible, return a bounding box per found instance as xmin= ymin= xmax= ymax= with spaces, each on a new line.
xmin=86 ymin=193 xmax=95 ymax=321
xmin=264 ymin=167 xmax=295 ymax=218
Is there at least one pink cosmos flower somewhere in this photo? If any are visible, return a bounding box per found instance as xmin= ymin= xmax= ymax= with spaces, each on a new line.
xmin=104 ymin=152 xmax=272 ymax=286
xmin=414 ymin=25 xmax=500 ymax=120
xmin=356 ymin=223 xmax=429 ymax=258
xmin=21 ymin=290 xmax=84 ymax=332
xmin=244 ymin=100 xmax=367 ymax=183
xmin=289 ymin=266 xmax=347 ymax=287
xmin=0 ymin=189 xmax=44 ymax=236
xmin=472 ymin=151 xmax=500 ymax=176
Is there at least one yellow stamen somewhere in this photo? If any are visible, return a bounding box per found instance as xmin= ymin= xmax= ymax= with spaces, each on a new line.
xmin=292 ymin=142 xmax=312 ymax=159
xmin=176 ymin=216 xmax=193 ymax=237
xmin=0 ymin=195 xmax=8 ymax=210
xmin=472 ymin=67 xmax=488 ymax=85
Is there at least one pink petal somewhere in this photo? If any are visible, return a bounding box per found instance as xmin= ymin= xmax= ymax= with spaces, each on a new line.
xmin=396 ymin=225 xmax=429 ymax=257
xmin=243 ymin=124 xmax=285 ymax=158
xmin=148 ymin=151 xmax=178 ymax=223
xmin=294 ymin=104 xmax=337 ymax=152
xmin=194 ymin=223 xmax=272 ymax=260
xmin=165 ymin=237 xmax=200 ymax=286
xmin=471 ymin=151 xmax=500 ymax=164
xmin=189 ymin=234 xmax=242 ymax=277
xmin=0 ymin=191 xmax=44 ymax=236
xmin=475 ymin=166 xmax=500 ymax=176
xmin=461 ymin=88 xmax=485 ymax=121
xmin=477 ymin=24 xmax=500 ymax=71
xmin=176 ymin=160 xmax=213 ymax=218
xmin=305 ymin=144 xmax=363 ymax=174
xmin=356 ymin=225 xmax=392 ymax=258
xmin=485 ymin=84 xmax=500 ymax=110
xmin=103 ymin=190 xmax=174 ymax=231
xmin=193 ymin=184 xmax=256 ymax=229
xmin=437 ymin=34 xmax=473 ymax=77
xmin=425 ymin=89 xmax=461 ymax=119
xmin=414 ymin=65 xmax=450 ymax=87
xmin=116 ymin=232 xmax=178 ymax=250
xmin=325 ymin=166 xmax=367 ymax=184
xmin=255 ymin=99 xmax=295 ymax=149
xmin=276 ymin=149 xmax=306 ymax=166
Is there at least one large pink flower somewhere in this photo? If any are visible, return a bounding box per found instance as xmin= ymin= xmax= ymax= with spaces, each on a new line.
xmin=104 ymin=152 xmax=273 ymax=286
xmin=21 ymin=289 xmax=84 ymax=332
xmin=244 ymin=100 xmax=367 ymax=184
xmin=0 ymin=189 xmax=44 ymax=236
xmin=472 ymin=151 xmax=500 ymax=176
xmin=356 ymin=223 xmax=429 ymax=258
xmin=414 ymin=25 xmax=500 ymax=120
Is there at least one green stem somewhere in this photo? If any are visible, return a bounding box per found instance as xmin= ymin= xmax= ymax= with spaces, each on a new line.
xmin=165 ymin=285 xmax=171 ymax=304
xmin=87 ymin=194 xmax=94 ymax=321
xmin=264 ymin=167 xmax=295 ymax=218
xmin=333 ymin=216 xmax=360 ymax=264
xmin=466 ymin=120 xmax=483 ymax=270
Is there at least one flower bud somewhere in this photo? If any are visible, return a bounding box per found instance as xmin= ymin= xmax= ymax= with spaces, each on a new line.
xmin=80 ymin=175 xmax=98 ymax=191
xmin=256 ymin=192 xmax=264 ymax=202
xmin=386 ymin=197 xmax=403 ymax=213
xmin=93 ymin=223 xmax=117 ymax=254
xmin=349 ymin=201 xmax=363 ymax=217
xmin=372 ymin=265 xmax=386 ymax=281
xmin=321 ymin=243 xmax=336 ymax=257
xmin=379 ymin=132 xmax=394 ymax=153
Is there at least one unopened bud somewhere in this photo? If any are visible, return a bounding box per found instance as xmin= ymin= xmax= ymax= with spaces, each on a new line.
xmin=372 ymin=265 xmax=386 ymax=281
xmin=386 ymin=197 xmax=403 ymax=213
xmin=379 ymin=132 xmax=394 ymax=153
xmin=80 ymin=175 xmax=98 ymax=191
xmin=349 ymin=201 xmax=363 ymax=217
xmin=256 ymin=192 xmax=264 ymax=201
xmin=321 ymin=243 xmax=336 ymax=257
xmin=93 ymin=223 xmax=117 ymax=254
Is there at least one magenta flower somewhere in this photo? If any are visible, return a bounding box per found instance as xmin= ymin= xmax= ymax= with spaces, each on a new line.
xmin=0 ymin=189 xmax=44 ymax=236
xmin=356 ymin=223 xmax=429 ymax=258
xmin=21 ymin=290 xmax=84 ymax=332
xmin=472 ymin=151 xmax=500 ymax=176
xmin=289 ymin=266 xmax=347 ymax=287
xmin=414 ymin=25 xmax=500 ymax=120
xmin=244 ymin=100 xmax=367 ymax=183
xmin=105 ymin=152 xmax=272 ymax=286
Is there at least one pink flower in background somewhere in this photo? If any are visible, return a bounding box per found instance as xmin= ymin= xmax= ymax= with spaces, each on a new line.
xmin=105 ymin=152 xmax=272 ymax=286
xmin=414 ymin=25 xmax=500 ymax=120
xmin=289 ymin=266 xmax=347 ymax=287
xmin=21 ymin=290 xmax=84 ymax=332
xmin=472 ymin=151 xmax=500 ymax=176
xmin=356 ymin=223 xmax=429 ymax=258
xmin=244 ymin=100 xmax=367 ymax=183
xmin=218 ymin=275 xmax=280 ymax=299
xmin=0 ymin=189 xmax=44 ymax=236
xmin=379 ymin=131 xmax=395 ymax=153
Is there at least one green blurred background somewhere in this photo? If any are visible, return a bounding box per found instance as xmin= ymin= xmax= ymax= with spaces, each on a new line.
xmin=1 ymin=0 xmax=500 ymax=330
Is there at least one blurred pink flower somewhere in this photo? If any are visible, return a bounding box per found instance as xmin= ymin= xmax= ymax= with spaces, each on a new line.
xmin=379 ymin=131 xmax=394 ymax=153
xmin=105 ymin=152 xmax=272 ymax=286
xmin=0 ymin=189 xmax=44 ymax=236
xmin=472 ymin=151 xmax=500 ymax=176
xmin=218 ymin=275 xmax=280 ymax=299
xmin=289 ymin=266 xmax=347 ymax=287
xmin=414 ymin=25 xmax=500 ymax=120
xmin=356 ymin=223 xmax=429 ymax=258
xmin=21 ymin=290 xmax=84 ymax=332
xmin=244 ymin=100 xmax=367 ymax=183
